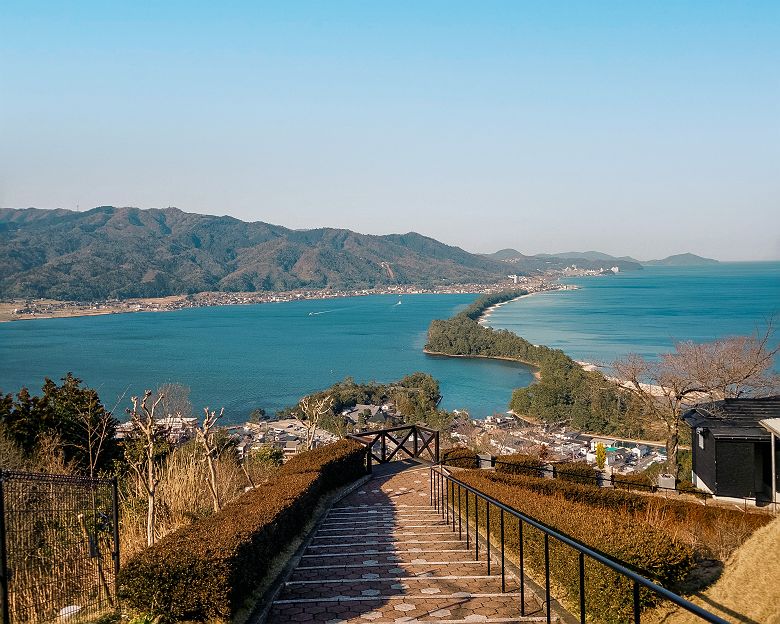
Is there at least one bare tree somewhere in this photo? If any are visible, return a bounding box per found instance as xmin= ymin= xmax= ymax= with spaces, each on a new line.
xmin=73 ymin=403 xmax=116 ymax=479
xmin=125 ymin=391 xmax=169 ymax=547
xmin=297 ymin=395 xmax=333 ymax=450
xmin=195 ymin=407 xmax=225 ymax=512
xmin=613 ymin=328 xmax=779 ymax=479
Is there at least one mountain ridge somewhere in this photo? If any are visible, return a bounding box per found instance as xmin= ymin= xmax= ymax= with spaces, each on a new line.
xmin=484 ymin=249 xmax=718 ymax=267
xmin=0 ymin=206 xmax=510 ymax=300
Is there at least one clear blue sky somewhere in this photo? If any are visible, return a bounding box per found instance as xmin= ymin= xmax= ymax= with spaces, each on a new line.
xmin=1 ymin=1 xmax=778 ymax=260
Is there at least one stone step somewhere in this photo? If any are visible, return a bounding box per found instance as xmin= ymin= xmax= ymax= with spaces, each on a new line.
xmin=287 ymin=569 xmax=505 ymax=585
xmin=269 ymin=592 xmax=548 ymax=623
xmin=267 ymin=466 xmax=547 ymax=624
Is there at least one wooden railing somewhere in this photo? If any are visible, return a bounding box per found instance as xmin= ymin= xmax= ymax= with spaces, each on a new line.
xmin=347 ymin=425 xmax=440 ymax=466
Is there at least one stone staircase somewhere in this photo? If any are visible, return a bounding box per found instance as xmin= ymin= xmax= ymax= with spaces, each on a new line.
xmin=267 ymin=463 xmax=550 ymax=623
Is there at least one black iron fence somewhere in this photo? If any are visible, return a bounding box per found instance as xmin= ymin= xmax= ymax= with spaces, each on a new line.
xmin=0 ymin=471 xmax=119 ymax=624
xmin=347 ymin=424 xmax=440 ymax=465
xmin=430 ymin=466 xmax=728 ymax=624
xmin=474 ymin=456 xmax=779 ymax=513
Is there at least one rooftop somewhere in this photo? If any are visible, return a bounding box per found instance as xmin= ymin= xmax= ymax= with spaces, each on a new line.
xmin=683 ymin=396 xmax=780 ymax=440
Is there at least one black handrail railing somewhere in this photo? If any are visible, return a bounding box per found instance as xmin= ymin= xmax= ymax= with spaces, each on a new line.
xmin=476 ymin=456 xmax=778 ymax=513
xmin=431 ymin=466 xmax=728 ymax=624
xmin=347 ymin=425 xmax=439 ymax=465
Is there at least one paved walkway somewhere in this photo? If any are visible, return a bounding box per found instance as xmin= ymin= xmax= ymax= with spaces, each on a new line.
xmin=268 ymin=462 xmax=549 ymax=623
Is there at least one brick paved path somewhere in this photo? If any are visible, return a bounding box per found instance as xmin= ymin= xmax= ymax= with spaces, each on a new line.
xmin=268 ymin=463 xmax=550 ymax=623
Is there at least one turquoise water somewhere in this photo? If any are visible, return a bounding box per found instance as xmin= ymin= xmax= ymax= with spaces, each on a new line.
xmin=0 ymin=294 xmax=535 ymax=423
xmin=488 ymin=262 xmax=780 ymax=367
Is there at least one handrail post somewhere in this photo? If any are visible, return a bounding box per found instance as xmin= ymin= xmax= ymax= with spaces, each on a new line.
xmin=457 ymin=484 xmax=462 ymax=539
xmin=486 ymin=503 xmax=491 ymax=575
xmin=519 ymin=518 xmax=525 ymax=616
xmin=434 ymin=430 xmax=440 ymax=464
xmin=413 ymin=426 xmax=419 ymax=458
xmin=381 ymin=433 xmax=387 ymax=463
xmin=475 ymin=494 xmax=479 ymax=560
xmin=633 ymin=580 xmax=641 ymax=624
xmin=112 ymin=476 xmax=120 ymax=601
xmin=500 ymin=509 xmax=505 ymax=592
xmin=579 ymin=551 xmax=586 ymax=624
xmin=366 ymin=445 xmax=373 ymax=474
xmin=0 ymin=472 xmax=10 ymax=624
xmin=544 ymin=534 xmax=551 ymax=624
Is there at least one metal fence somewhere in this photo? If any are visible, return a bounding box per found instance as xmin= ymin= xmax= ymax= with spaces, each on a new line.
xmin=474 ymin=457 xmax=779 ymax=513
xmin=0 ymin=471 xmax=119 ymax=624
xmin=431 ymin=466 xmax=728 ymax=624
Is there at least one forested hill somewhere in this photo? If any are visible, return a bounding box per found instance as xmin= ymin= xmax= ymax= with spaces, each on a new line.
xmin=425 ymin=292 xmax=640 ymax=434
xmin=0 ymin=207 xmax=509 ymax=300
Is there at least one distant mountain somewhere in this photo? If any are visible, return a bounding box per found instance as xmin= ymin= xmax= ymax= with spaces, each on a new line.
xmin=642 ymin=253 xmax=719 ymax=266
xmin=483 ymin=249 xmax=643 ymax=272
xmin=0 ymin=207 xmax=509 ymax=300
xmin=488 ymin=248 xmax=528 ymax=261
xmin=489 ymin=248 xmax=718 ymax=269
xmin=536 ymin=251 xmax=641 ymax=263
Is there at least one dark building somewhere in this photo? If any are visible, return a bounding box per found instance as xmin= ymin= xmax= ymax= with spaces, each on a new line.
xmin=682 ymin=397 xmax=780 ymax=500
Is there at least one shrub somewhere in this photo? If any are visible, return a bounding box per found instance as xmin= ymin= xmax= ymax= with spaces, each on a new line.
xmin=119 ymin=439 xmax=366 ymax=622
xmin=455 ymin=470 xmax=696 ymax=623
xmin=473 ymin=469 xmax=771 ymax=560
xmin=441 ymin=447 xmax=479 ymax=468
xmin=494 ymin=453 xmax=546 ymax=478
xmin=554 ymin=461 xmax=598 ymax=485
xmin=613 ymin=472 xmax=655 ymax=492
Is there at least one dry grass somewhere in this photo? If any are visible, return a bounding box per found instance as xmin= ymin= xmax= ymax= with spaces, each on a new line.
xmin=654 ymin=514 xmax=780 ymax=624
xmin=120 ymin=448 xmax=279 ymax=558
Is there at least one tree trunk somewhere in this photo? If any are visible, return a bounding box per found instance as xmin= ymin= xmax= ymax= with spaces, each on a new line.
xmin=147 ymin=487 xmax=155 ymax=546
xmin=206 ymin=454 xmax=221 ymax=512
xmin=667 ymin=420 xmax=680 ymax=481
xmin=147 ymin=450 xmax=156 ymax=546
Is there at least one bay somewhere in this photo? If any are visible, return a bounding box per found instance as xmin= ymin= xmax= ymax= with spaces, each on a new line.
xmin=0 ymin=294 xmax=534 ymax=423
xmin=487 ymin=262 xmax=780 ymax=368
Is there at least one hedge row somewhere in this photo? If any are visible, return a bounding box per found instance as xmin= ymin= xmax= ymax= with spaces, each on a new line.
xmin=494 ymin=453 xmax=546 ymax=478
xmin=455 ymin=470 xmax=696 ymax=623
xmin=118 ymin=439 xmax=367 ymax=622
xmin=483 ymin=470 xmax=770 ymax=558
xmin=554 ymin=461 xmax=599 ymax=485
xmin=441 ymin=447 xmax=479 ymax=468
xmin=612 ymin=472 xmax=654 ymax=492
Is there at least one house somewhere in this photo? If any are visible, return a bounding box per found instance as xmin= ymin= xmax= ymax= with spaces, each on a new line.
xmin=683 ymin=397 xmax=780 ymax=500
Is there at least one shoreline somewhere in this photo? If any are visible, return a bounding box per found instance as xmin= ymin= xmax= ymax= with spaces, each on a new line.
xmin=477 ymin=283 xmax=579 ymax=324
xmin=423 ymin=348 xmax=542 ymax=380
xmin=0 ymin=283 xmax=511 ymax=324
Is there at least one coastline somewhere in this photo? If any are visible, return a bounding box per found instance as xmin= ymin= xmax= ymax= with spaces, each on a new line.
xmin=0 ymin=283 xmax=508 ymax=323
xmin=423 ymin=348 xmax=542 ymax=380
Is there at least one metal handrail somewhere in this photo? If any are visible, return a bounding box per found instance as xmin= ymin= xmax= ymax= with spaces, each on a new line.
xmin=431 ymin=466 xmax=728 ymax=624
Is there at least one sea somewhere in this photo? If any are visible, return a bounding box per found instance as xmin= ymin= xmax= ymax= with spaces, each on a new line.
xmin=0 ymin=294 xmax=535 ymax=422
xmin=1 ymin=262 xmax=777 ymax=424
xmin=487 ymin=262 xmax=780 ymax=368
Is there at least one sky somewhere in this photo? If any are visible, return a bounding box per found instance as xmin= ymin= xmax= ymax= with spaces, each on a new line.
xmin=1 ymin=2 xmax=778 ymax=261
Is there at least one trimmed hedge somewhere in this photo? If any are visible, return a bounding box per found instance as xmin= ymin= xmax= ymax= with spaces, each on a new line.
xmin=482 ymin=470 xmax=770 ymax=557
xmin=118 ymin=439 xmax=366 ymax=622
xmin=554 ymin=461 xmax=598 ymax=485
xmin=456 ymin=470 xmax=695 ymax=623
xmin=441 ymin=447 xmax=479 ymax=468
xmin=494 ymin=453 xmax=546 ymax=478
xmin=612 ymin=472 xmax=655 ymax=492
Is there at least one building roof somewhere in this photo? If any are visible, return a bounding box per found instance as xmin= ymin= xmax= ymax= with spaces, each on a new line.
xmin=682 ymin=397 xmax=780 ymax=441
xmin=760 ymin=417 xmax=780 ymax=437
